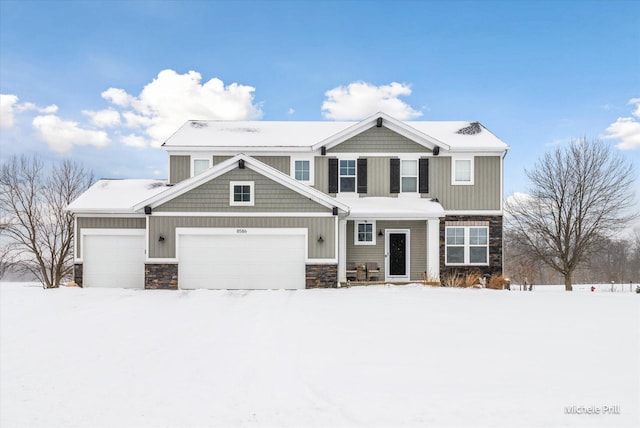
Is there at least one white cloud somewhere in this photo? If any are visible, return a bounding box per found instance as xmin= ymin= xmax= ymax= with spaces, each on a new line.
xmin=103 ymin=69 xmax=263 ymax=146
xmin=321 ymin=81 xmax=423 ymax=120
xmin=120 ymin=133 xmax=148 ymax=148
xmin=287 ymin=108 xmax=295 ymax=115
xmin=82 ymin=108 xmax=121 ymax=128
xmin=0 ymin=94 xmax=19 ymax=128
xmin=32 ymin=115 xmax=110 ymax=153
xmin=603 ymin=98 xmax=640 ymax=150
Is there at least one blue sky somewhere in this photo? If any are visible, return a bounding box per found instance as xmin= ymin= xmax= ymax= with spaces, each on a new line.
xmin=1 ymin=0 xmax=639 ymax=208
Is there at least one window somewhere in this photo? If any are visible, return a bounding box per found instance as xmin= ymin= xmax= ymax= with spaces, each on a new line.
xmin=445 ymin=226 xmax=488 ymax=265
xmin=294 ymin=160 xmax=310 ymax=181
xmin=401 ymin=160 xmax=418 ymax=192
xmin=339 ymin=160 xmax=356 ymax=192
xmin=229 ymin=181 xmax=254 ymax=206
xmin=193 ymin=158 xmax=211 ymax=176
xmin=355 ymin=221 xmax=376 ymax=245
xmin=452 ymin=158 xmax=473 ymax=185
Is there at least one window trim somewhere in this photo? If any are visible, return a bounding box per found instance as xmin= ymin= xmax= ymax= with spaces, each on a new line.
xmin=445 ymin=225 xmax=489 ymax=266
xmin=400 ymin=159 xmax=418 ymax=193
xmin=451 ymin=157 xmax=474 ymax=185
xmin=192 ymin=157 xmax=211 ymax=177
xmin=290 ymin=157 xmax=314 ymax=185
xmin=339 ymin=159 xmax=357 ymax=193
xmin=229 ymin=181 xmax=255 ymax=207
xmin=354 ymin=220 xmax=376 ymax=246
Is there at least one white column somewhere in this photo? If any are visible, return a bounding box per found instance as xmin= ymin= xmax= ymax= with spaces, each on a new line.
xmin=427 ymin=218 xmax=441 ymax=281
xmin=338 ymin=218 xmax=347 ymax=283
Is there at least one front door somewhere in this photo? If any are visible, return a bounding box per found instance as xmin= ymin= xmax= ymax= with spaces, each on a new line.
xmin=385 ymin=229 xmax=410 ymax=281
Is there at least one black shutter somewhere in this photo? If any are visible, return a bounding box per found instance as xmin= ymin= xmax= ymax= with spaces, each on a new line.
xmin=390 ymin=158 xmax=400 ymax=194
xmin=328 ymin=158 xmax=338 ymax=193
xmin=419 ymin=158 xmax=429 ymax=194
xmin=357 ymin=158 xmax=367 ymax=194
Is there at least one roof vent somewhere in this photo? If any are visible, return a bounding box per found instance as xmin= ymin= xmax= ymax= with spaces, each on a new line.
xmin=456 ymin=122 xmax=482 ymax=135
xmin=190 ymin=121 xmax=208 ymax=128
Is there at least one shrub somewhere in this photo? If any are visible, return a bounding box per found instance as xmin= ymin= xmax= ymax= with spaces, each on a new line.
xmin=487 ymin=275 xmax=508 ymax=290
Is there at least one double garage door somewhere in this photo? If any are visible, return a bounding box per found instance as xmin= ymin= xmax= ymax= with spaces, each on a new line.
xmin=82 ymin=229 xmax=306 ymax=289
xmin=178 ymin=229 xmax=306 ymax=290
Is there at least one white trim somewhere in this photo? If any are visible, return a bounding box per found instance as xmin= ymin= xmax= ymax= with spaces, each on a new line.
xmin=74 ymin=213 xmax=147 ymax=218
xmin=229 ymin=181 xmax=255 ymax=206
xmin=148 ymin=211 xmax=336 ymax=217
xmin=338 ymin=218 xmax=347 ymax=282
xmin=400 ymin=158 xmax=419 ymax=193
xmin=427 ymin=219 xmax=441 ymax=280
xmin=79 ymin=228 xmax=145 ymax=261
xmin=145 ymin=258 xmax=178 ymax=264
xmin=338 ymin=158 xmax=357 ymax=193
xmin=191 ymin=157 xmax=211 ymax=177
xmin=354 ymin=220 xmax=376 ymax=246
xmin=145 ymin=216 xmax=149 ymax=260
xmin=451 ymin=156 xmax=474 ymax=185
xmin=445 ymin=210 xmax=503 ymax=216
xmin=445 ymin=225 xmax=489 ymax=266
xmin=164 ymin=146 xmax=313 ymax=154
xmin=290 ymin=155 xmax=315 ymax=186
xmin=385 ymin=229 xmax=411 ymax=281
xmin=307 ymin=258 xmax=338 ymax=264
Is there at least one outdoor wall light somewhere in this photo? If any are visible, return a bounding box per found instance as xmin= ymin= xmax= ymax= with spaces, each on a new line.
xmin=378 ymin=229 xmax=383 ymax=236
xmin=318 ymin=235 xmax=324 ymax=243
xmin=158 ymin=234 xmax=165 ymax=242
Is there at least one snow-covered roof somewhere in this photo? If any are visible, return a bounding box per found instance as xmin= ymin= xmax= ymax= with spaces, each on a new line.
xmin=66 ymin=179 xmax=169 ymax=214
xmin=162 ymin=113 xmax=509 ymax=153
xmin=344 ymin=197 xmax=445 ymax=220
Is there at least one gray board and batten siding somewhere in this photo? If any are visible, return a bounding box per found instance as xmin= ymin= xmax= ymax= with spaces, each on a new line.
xmin=423 ymin=156 xmax=501 ymax=211
xmin=346 ymin=220 xmax=427 ymax=281
xmin=76 ymin=217 xmax=145 ymax=258
xmin=156 ymin=168 xmax=331 ymax=213
xmin=169 ymin=155 xmax=291 ymax=185
xmin=327 ymin=127 xmax=432 ymax=153
xmin=149 ymin=216 xmax=335 ymax=260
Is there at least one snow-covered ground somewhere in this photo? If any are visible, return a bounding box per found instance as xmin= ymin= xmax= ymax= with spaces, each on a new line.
xmin=1 ymin=282 xmax=638 ymax=428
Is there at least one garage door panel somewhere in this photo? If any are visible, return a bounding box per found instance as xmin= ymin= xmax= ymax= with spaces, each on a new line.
xmin=83 ymin=234 xmax=145 ymax=289
xmin=178 ymin=232 xmax=306 ymax=290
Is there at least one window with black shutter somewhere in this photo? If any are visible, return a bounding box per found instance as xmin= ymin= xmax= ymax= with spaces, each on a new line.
xmin=419 ymin=158 xmax=429 ymax=193
xmin=390 ymin=158 xmax=400 ymax=194
xmin=328 ymin=158 xmax=338 ymax=193
xmin=357 ymin=159 xmax=367 ymax=194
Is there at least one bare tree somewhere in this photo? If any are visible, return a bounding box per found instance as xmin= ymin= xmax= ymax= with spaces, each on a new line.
xmin=0 ymin=155 xmax=93 ymax=288
xmin=505 ymin=138 xmax=637 ymax=291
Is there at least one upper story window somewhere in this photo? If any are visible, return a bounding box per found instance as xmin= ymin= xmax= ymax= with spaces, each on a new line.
xmin=291 ymin=157 xmax=314 ymax=185
xmin=445 ymin=226 xmax=488 ymax=265
xmin=229 ymin=181 xmax=254 ymax=206
xmin=295 ymin=160 xmax=310 ymax=181
xmin=339 ymin=160 xmax=356 ymax=192
xmin=401 ymin=160 xmax=418 ymax=192
xmin=193 ymin=158 xmax=211 ymax=176
xmin=452 ymin=158 xmax=474 ymax=185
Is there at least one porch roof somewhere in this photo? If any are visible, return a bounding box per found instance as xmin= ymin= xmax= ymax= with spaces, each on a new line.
xmin=342 ymin=197 xmax=445 ymax=220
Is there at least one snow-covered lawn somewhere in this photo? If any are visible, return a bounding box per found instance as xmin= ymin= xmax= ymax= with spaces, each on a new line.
xmin=1 ymin=283 xmax=638 ymax=428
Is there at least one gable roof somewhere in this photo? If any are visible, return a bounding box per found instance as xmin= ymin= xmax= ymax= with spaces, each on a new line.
xmin=161 ymin=112 xmax=509 ymax=153
xmin=133 ymin=154 xmax=350 ymax=214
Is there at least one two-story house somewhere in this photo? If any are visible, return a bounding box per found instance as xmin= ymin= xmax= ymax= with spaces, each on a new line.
xmin=67 ymin=112 xmax=509 ymax=289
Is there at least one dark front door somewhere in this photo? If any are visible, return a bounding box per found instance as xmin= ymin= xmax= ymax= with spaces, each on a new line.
xmin=388 ymin=232 xmax=408 ymax=277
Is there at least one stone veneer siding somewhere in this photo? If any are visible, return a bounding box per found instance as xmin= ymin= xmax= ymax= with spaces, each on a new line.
xmin=145 ymin=264 xmax=178 ymax=290
xmin=306 ymin=264 xmax=338 ymax=288
xmin=74 ymin=263 xmax=83 ymax=287
xmin=439 ymin=215 xmax=503 ymax=280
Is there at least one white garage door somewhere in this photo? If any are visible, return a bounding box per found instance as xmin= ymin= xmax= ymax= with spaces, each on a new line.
xmin=83 ymin=232 xmax=145 ymax=289
xmin=178 ymin=229 xmax=306 ymax=290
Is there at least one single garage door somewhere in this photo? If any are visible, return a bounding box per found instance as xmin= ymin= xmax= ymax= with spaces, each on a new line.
xmin=83 ymin=232 xmax=145 ymax=289
xmin=178 ymin=230 xmax=306 ymax=289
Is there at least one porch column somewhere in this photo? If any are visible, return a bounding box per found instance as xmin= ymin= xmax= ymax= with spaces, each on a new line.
xmin=338 ymin=218 xmax=347 ymax=283
xmin=427 ymin=218 xmax=441 ymax=280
